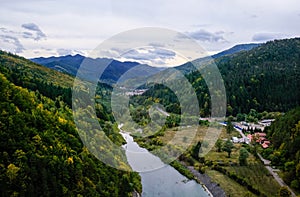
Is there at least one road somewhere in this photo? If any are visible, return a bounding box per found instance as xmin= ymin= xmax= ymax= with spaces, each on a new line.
xmin=223 ymin=123 xmax=296 ymax=196
xmin=219 ymin=122 xmax=248 ymax=143
xmin=155 ymin=106 xmax=170 ymax=117
xmin=233 ymin=126 xmax=246 ymax=139
xmin=258 ymin=154 xmax=296 ymax=197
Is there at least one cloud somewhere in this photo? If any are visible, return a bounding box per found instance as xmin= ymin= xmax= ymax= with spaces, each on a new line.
xmin=252 ymin=32 xmax=287 ymax=42
xmin=122 ymin=48 xmax=176 ymax=61
xmin=186 ymin=29 xmax=227 ymax=42
xmin=0 ymin=27 xmax=15 ymax=34
xmin=56 ymin=48 xmax=86 ymax=56
xmin=57 ymin=48 xmax=72 ymax=56
xmin=22 ymin=32 xmax=34 ymax=39
xmin=148 ymin=42 xmax=166 ymax=48
xmin=0 ymin=35 xmax=24 ymax=53
xmin=113 ymin=47 xmax=184 ymax=67
xmin=21 ymin=23 xmax=46 ymax=40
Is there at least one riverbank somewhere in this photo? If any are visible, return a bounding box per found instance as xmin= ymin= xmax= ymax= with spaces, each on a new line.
xmin=185 ymin=165 xmax=226 ymax=197
xmin=132 ymin=190 xmax=141 ymax=197
xmin=171 ymin=159 xmax=225 ymax=197
xmin=120 ymin=127 xmax=211 ymax=197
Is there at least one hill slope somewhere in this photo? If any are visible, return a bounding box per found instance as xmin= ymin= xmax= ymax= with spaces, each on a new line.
xmin=0 ymin=51 xmax=141 ymax=196
xmin=0 ymin=51 xmax=74 ymax=105
xmin=211 ymin=43 xmax=261 ymax=59
xmin=31 ymin=54 xmax=163 ymax=84
xmin=132 ymin=38 xmax=300 ymax=117
xmin=216 ymin=38 xmax=300 ymax=115
xmin=173 ymin=43 xmax=261 ymax=74
xmin=262 ymin=107 xmax=300 ymax=192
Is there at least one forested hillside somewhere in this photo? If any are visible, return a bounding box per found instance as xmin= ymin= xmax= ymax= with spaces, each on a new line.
xmin=134 ymin=38 xmax=300 ymax=117
xmin=262 ymin=107 xmax=300 ymax=192
xmin=0 ymin=51 xmax=73 ymax=105
xmin=0 ymin=51 xmax=141 ymax=196
xmin=216 ymin=38 xmax=300 ymax=115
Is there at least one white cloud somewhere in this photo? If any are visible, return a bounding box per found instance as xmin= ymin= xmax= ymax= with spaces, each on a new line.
xmin=0 ymin=34 xmax=24 ymax=53
xmin=252 ymin=33 xmax=288 ymax=42
xmin=186 ymin=29 xmax=227 ymax=42
xmin=21 ymin=23 xmax=46 ymax=40
xmin=0 ymin=0 xmax=299 ymax=65
xmin=119 ymin=47 xmax=185 ymax=67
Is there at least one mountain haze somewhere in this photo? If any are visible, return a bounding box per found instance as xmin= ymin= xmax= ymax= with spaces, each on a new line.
xmin=31 ymin=54 xmax=163 ymax=84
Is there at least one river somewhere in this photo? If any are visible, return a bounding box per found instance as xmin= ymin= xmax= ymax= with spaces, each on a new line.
xmin=120 ymin=131 xmax=211 ymax=197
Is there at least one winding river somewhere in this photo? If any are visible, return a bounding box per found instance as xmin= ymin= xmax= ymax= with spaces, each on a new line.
xmin=120 ymin=131 xmax=211 ymax=197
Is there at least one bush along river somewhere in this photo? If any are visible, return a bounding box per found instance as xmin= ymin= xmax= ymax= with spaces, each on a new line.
xmin=119 ymin=128 xmax=212 ymax=197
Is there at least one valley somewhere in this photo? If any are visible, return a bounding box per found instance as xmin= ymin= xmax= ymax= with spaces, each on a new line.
xmin=0 ymin=37 xmax=299 ymax=196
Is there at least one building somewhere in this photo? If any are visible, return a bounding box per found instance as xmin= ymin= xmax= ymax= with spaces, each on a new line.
xmin=232 ymin=137 xmax=239 ymax=143
xmin=247 ymin=132 xmax=271 ymax=148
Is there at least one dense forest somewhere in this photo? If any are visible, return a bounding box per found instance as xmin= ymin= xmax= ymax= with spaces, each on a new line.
xmin=216 ymin=38 xmax=300 ymax=115
xmin=1 ymin=37 xmax=300 ymax=196
xmin=0 ymin=51 xmax=73 ymax=106
xmin=0 ymin=51 xmax=141 ymax=196
xmin=132 ymin=38 xmax=300 ymax=118
xmin=262 ymin=107 xmax=300 ymax=192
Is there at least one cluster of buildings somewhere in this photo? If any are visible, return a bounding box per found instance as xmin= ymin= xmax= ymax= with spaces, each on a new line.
xmin=125 ymin=89 xmax=148 ymax=96
xmin=231 ymin=131 xmax=271 ymax=148
xmin=231 ymin=119 xmax=275 ymax=148
xmin=247 ymin=132 xmax=271 ymax=148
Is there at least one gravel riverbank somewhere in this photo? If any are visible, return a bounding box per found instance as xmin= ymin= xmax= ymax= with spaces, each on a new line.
xmin=186 ymin=165 xmax=226 ymax=197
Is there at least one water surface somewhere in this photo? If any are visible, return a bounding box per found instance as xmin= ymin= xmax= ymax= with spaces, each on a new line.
xmin=121 ymin=132 xmax=210 ymax=197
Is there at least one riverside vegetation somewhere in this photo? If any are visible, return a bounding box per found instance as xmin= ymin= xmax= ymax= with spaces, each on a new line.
xmin=0 ymin=37 xmax=299 ymax=196
xmin=0 ymin=51 xmax=141 ymax=196
xmin=127 ymin=38 xmax=300 ymax=197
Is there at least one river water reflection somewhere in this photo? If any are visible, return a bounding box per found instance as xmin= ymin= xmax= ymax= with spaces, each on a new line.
xmin=120 ymin=132 xmax=210 ymax=197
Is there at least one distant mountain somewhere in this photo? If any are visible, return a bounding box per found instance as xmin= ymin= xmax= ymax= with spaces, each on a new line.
xmin=31 ymin=54 xmax=85 ymax=75
xmin=211 ymin=43 xmax=261 ymax=59
xmin=31 ymin=44 xmax=260 ymax=85
xmin=174 ymin=43 xmax=261 ymax=74
xmin=138 ymin=38 xmax=300 ymax=117
xmin=31 ymin=55 xmax=163 ymax=84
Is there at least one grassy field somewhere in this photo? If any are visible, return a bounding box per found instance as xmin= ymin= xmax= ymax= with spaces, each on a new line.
xmin=225 ymin=164 xmax=281 ymax=196
xmin=156 ymin=124 xmax=282 ymax=196
xmin=206 ymin=169 xmax=257 ymax=197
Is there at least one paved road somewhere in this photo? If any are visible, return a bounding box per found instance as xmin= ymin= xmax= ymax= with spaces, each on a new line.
xmin=233 ymin=126 xmax=246 ymax=139
xmin=257 ymin=154 xmax=296 ymax=197
xmin=220 ymin=122 xmax=248 ymax=142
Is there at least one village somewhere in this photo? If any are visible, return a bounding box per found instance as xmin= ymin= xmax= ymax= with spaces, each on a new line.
xmin=228 ymin=119 xmax=275 ymax=149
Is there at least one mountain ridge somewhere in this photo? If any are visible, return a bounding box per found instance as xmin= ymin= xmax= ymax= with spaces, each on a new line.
xmin=211 ymin=43 xmax=261 ymax=59
xmin=30 ymin=43 xmax=261 ymax=84
xmin=31 ymin=55 xmax=163 ymax=84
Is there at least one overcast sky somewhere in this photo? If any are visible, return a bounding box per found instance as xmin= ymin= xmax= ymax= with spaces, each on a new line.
xmin=0 ymin=0 xmax=299 ymax=66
